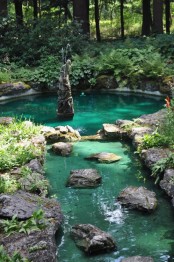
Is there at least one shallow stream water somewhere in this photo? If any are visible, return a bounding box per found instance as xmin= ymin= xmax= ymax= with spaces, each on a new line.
xmin=0 ymin=93 xmax=174 ymax=262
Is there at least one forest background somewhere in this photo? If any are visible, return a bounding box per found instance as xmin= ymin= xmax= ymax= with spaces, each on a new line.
xmin=0 ymin=0 xmax=174 ymax=90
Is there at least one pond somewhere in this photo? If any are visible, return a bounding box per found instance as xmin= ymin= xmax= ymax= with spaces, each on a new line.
xmin=0 ymin=93 xmax=174 ymax=262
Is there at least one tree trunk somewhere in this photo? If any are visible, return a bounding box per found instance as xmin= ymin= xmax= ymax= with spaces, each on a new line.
xmin=165 ymin=0 xmax=170 ymax=34
xmin=94 ymin=0 xmax=101 ymax=41
xmin=14 ymin=0 xmax=23 ymax=25
xmin=0 ymin=0 xmax=8 ymax=17
xmin=120 ymin=0 xmax=124 ymax=38
xmin=152 ymin=0 xmax=163 ymax=34
xmin=142 ymin=0 xmax=152 ymax=36
xmin=73 ymin=0 xmax=90 ymax=35
xmin=33 ymin=0 xmax=38 ymax=20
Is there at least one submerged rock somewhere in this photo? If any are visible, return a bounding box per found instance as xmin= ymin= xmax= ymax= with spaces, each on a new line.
xmin=66 ymin=169 xmax=101 ymax=188
xmin=52 ymin=142 xmax=73 ymax=156
xmin=117 ymin=186 xmax=157 ymax=212
xmin=85 ymin=152 xmax=122 ymax=163
xmin=121 ymin=256 xmax=154 ymax=262
xmin=71 ymin=224 xmax=116 ymax=254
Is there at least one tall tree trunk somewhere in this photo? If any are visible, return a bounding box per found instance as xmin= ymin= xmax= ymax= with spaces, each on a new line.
xmin=120 ymin=0 xmax=124 ymax=38
xmin=152 ymin=0 xmax=163 ymax=34
xmin=0 ymin=0 xmax=8 ymax=17
xmin=165 ymin=0 xmax=170 ymax=34
xmin=14 ymin=0 xmax=23 ymax=25
xmin=73 ymin=0 xmax=90 ymax=35
xmin=94 ymin=0 xmax=101 ymax=41
xmin=142 ymin=0 xmax=152 ymax=36
xmin=33 ymin=0 xmax=38 ymax=20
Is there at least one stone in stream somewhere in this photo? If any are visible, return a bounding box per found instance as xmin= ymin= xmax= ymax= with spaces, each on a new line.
xmin=0 ymin=190 xmax=63 ymax=262
xmin=66 ymin=169 xmax=101 ymax=188
xmin=85 ymin=152 xmax=122 ymax=163
xmin=121 ymin=256 xmax=154 ymax=262
xmin=71 ymin=224 xmax=116 ymax=254
xmin=160 ymin=169 xmax=174 ymax=200
xmin=117 ymin=186 xmax=157 ymax=212
xmin=52 ymin=142 xmax=73 ymax=156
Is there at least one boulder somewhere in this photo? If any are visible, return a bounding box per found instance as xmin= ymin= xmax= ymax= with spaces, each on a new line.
xmin=66 ymin=169 xmax=101 ymax=188
xmin=41 ymin=126 xmax=55 ymax=135
xmin=117 ymin=186 xmax=157 ymax=212
xmin=71 ymin=224 xmax=116 ymax=254
xmin=45 ymin=131 xmax=80 ymax=143
xmin=19 ymin=172 xmax=49 ymax=196
xmin=135 ymin=109 xmax=166 ymax=127
xmin=121 ymin=256 xmax=154 ymax=262
xmin=26 ymin=159 xmax=44 ymax=174
xmin=55 ymin=126 xmax=68 ymax=133
xmin=0 ymin=191 xmax=63 ymax=262
xmin=0 ymin=82 xmax=30 ymax=96
xmin=52 ymin=142 xmax=72 ymax=156
xmin=0 ymin=190 xmax=63 ymax=221
xmin=102 ymin=124 xmax=127 ymax=139
xmin=85 ymin=152 xmax=122 ymax=163
xmin=160 ymin=169 xmax=174 ymax=198
xmin=141 ymin=148 xmax=170 ymax=169
xmin=130 ymin=127 xmax=153 ymax=138
xmin=0 ymin=117 xmax=14 ymax=125
xmin=1 ymin=226 xmax=58 ymax=262
xmin=95 ymin=74 xmax=118 ymax=89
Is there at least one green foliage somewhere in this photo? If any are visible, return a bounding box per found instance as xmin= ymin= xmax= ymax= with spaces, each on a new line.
xmin=0 ymin=120 xmax=43 ymax=171
xmin=138 ymin=132 xmax=168 ymax=153
xmin=0 ymin=18 xmax=88 ymax=66
xmin=158 ymin=99 xmax=174 ymax=147
xmin=0 ymin=176 xmax=20 ymax=194
xmin=71 ymin=55 xmax=97 ymax=87
xmin=0 ymin=245 xmax=28 ymax=262
xmin=0 ymin=68 xmax=11 ymax=83
xmin=151 ymin=153 xmax=174 ymax=184
xmin=2 ymin=209 xmax=47 ymax=236
xmin=98 ymin=47 xmax=171 ymax=88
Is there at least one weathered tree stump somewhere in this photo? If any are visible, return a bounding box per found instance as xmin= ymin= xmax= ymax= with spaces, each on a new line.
xmin=57 ymin=51 xmax=74 ymax=120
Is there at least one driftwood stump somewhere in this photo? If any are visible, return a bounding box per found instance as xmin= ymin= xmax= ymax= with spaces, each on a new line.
xmin=57 ymin=58 xmax=74 ymax=120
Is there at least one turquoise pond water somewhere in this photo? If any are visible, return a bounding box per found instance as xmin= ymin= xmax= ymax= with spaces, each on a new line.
xmin=0 ymin=93 xmax=174 ymax=261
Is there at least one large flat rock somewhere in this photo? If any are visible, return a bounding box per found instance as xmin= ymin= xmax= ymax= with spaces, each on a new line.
xmin=85 ymin=152 xmax=122 ymax=163
xmin=0 ymin=190 xmax=63 ymax=222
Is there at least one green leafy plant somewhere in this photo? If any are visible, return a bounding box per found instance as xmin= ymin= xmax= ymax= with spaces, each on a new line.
xmin=138 ymin=132 xmax=168 ymax=152
xmin=151 ymin=153 xmax=174 ymax=184
xmin=0 ymin=176 xmax=20 ymax=194
xmin=0 ymin=245 xmax=29 ymax=262
xmin=2 ymin=209 xmax=47 ymax=236
xmin=0 ymin=119 xmax=43 ymax=171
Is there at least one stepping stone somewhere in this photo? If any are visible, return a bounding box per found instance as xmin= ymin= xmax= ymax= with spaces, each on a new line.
xmin=52 ymin=142 xmax=72 ymax=156
xmin=117 ymin=186 xmax=157 ymax=212
xmin=66 ymin=169 xmax=101 ymax=188
xmin=71 ymin=223 xmax=116 ymax=254
xmin=85 ymin=152 xmax=121 ymax=163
